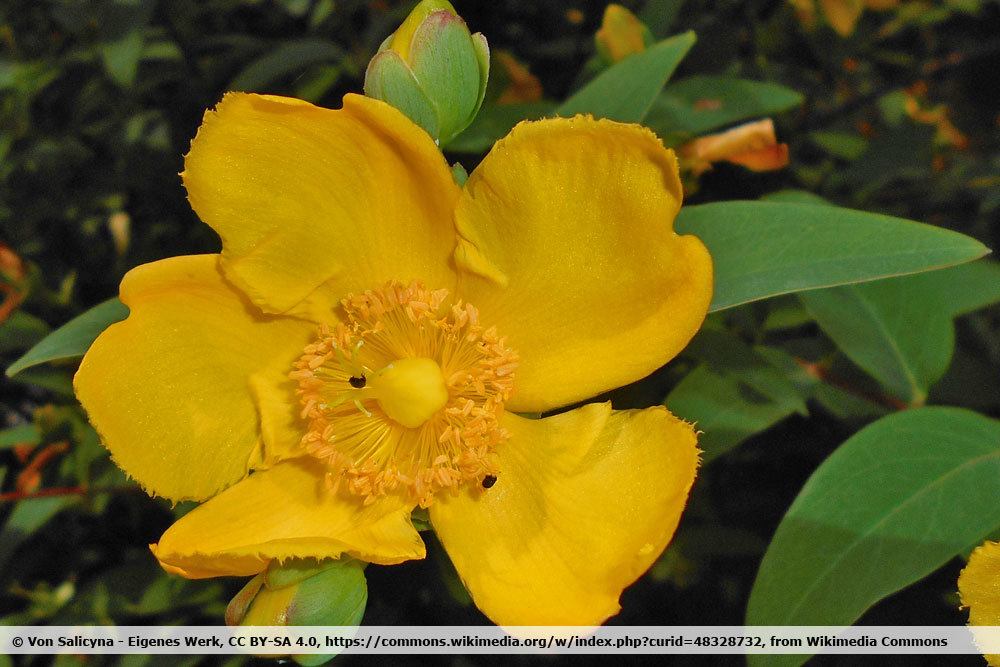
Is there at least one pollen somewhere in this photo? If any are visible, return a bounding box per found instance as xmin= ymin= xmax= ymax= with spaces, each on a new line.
xmin=291 ymin=281 xmax=518 ymax=507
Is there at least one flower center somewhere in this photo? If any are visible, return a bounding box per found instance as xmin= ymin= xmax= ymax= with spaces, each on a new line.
xmin=368 ymin=357 xmax=449 ymax=429
xmin=291 ymin=281 xmax=518 ymax=507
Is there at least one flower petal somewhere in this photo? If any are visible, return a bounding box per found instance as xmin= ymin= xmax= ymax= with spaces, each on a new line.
xmin=74 ymin=255 xmax=313 ymax=502
xmin=183 ymin=92 xmax=461 ymax=318
xmin=960 ymin=540 xmax=1000 ymax=624
xmin=453 ymin=116 xmax=713 ymax=412
xmin=959 ymin=540 xmax=1000 ymax=666
xmin=429 ymin=403 xmax=699 ymax=625
xmin=151 ymin=458 xmax=426 ymax=578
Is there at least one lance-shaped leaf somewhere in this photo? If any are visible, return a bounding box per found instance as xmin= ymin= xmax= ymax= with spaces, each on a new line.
xmin=6 ymin=298 xmax=129 ymax=377
xmin=800 ymin=260 xmax=1000 ymax=405
xmin=674 ymin=201 xmax=989 ymax=312
xmin=647 ymin=75 xmax=803 ymax=142
xmin=746 ymin=407 xmax=1000 ymax=667
xmin=556 ymin=31 xmax=695 ymax=122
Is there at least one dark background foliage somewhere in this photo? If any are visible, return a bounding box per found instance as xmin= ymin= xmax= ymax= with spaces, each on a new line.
xmin=1 ymin=0 xmax=998 ymax=665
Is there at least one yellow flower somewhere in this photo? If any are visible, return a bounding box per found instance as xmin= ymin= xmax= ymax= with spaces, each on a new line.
xmin=73 ymin=92 xmax=713 ymax=626
xmin=959 ymin=540 xmax=1000 ymax=666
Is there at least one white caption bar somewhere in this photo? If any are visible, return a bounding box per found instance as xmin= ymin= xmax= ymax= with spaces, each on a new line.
xmin=2 ymin=626 xmax=999 ymax=655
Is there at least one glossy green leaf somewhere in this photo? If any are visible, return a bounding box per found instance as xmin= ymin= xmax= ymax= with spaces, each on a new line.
xmin=646 ymin=75 xmax=803 ymax=140
xmin=6 ymin=298 xmax=128 ymax=378
xmin=674 ymin=201 xmax=990 ymax=312
xmin=555 ymin=31 xmax=695 ymax=122
xmin=800 ymin=260 xmax=1000 ymax=404
xmin=747 ymin=407 xmax=1000 ymax=667
xmin=229 ymin=39 xmax=346 ymax=92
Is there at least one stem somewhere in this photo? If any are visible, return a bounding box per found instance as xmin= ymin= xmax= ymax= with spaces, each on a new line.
xmin=795 ymin=358 xmax=910 ymax=411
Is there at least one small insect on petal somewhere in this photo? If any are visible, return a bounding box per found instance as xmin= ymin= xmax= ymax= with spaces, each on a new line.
xmin=481 ymin=474 xmax=497 ymax=489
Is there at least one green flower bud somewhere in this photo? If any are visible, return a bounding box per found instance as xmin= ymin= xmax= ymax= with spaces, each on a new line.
xmin=364 ymin=0 xmax=489 ymax=145
xmin=226 ymin=558 xmax=368 ymax=666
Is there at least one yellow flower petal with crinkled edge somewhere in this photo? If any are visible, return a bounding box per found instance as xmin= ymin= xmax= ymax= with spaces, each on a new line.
xmin=74 ymin=255 xmax=314 ymax=502
xmin=429 ymin=403 xmax=698 ymax=626
xmin=251 ymin=370 xmax=308 ymax=464
xmin=151 ymin=458 xmax=426 ymax=579
xmin=959 ymin=540 xmax=1000 ymax=666
xmin=183 ymin=92 xmax=460 ymax=319
xmin=453 ymin=116 xmax=713 ymax=413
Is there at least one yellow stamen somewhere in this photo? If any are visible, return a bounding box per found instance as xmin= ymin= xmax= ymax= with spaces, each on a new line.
xmin=291 ymin=281 xmax=518 ymax=507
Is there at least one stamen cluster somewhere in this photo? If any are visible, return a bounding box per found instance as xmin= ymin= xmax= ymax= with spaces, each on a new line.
xmin=291 ymin=282 xmax=518 ymax=507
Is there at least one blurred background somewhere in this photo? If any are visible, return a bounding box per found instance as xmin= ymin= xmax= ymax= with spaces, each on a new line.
xmin=1 ymin=0 xmax=998 ymax=664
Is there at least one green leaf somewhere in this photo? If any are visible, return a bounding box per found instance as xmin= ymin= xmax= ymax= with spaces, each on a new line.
xmin=555 ymin=31 xmax=695 ymax=122
xmin=639 ymin=0 xmax=686 ymax=37
xmin=0 ymin=497 xmax=78 ymax=574
xmin=102 ymin=28 xmax=145 ymax=87
xmin=445 ymin=101 xmax=553 ymax=153
xmin=646 ymin=75 xmax=803 ymax=140
xmin=0 ymin=311 xmax=50 ymax=354
xmin=760 ymin=189 xmax=832 ymax=206
xmin=684 ymin=330 xmax=813 ymax=410
xmin=809 ymin=130 xmax=868 ymax=160
xmin=667 ymin=365 xmax=801 ymax=462
xmin=0 ymin=424 xmax=41 ymax=450
xmin=674 ymin=201 xmax=990 ymax=312
xmin=800 ymin=260 xmax=1000 ymax=404
xmin=801 ymin=284 xmax=949 ymax=405
xmin=8 ymin=366 xmax=75 ymax=397
xmin=893 ymin=259 xmax=1000 ymax=317
xmin=229 ymin=39 xmax=346 ymax=92
xmin=667 ymin=331 xmax=812 ymax=461
xmin=6 ymin=298 xmax=129 ymax=377
xmin=294 ymin=64 xmax=343 ymax=103
xmin=746 ymin=407 xmax=1000 ymax=667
